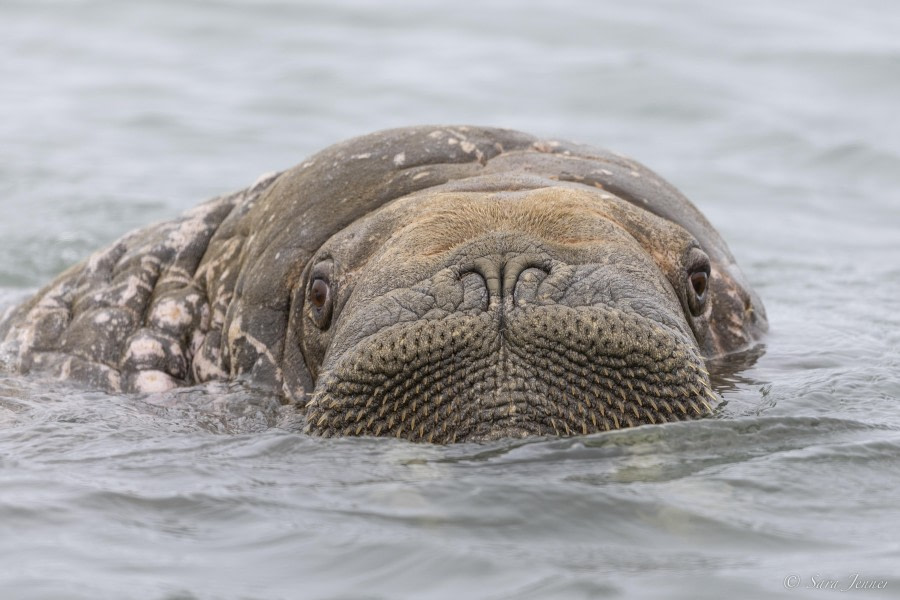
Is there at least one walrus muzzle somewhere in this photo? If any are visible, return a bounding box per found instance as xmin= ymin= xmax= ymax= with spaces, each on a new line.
xmin=305 ymin=230 xmax=714 ymax=443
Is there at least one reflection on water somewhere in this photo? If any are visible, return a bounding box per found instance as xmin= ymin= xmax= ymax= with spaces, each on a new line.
xmin=1 ymin=0 xmax=899 ymax=598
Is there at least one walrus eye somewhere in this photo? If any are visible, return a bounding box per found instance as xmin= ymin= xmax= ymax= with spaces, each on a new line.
xmin=690 ymin=271 xmax=708 ymax=299
xmin=308 ymin=277 xmax=333 ymax=329
xmin=686 ymin=259 xmax=710 ymax=317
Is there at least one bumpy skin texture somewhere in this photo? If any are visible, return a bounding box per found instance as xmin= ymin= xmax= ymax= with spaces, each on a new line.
xmin=0 ymin=126 xmax=766 ymax=442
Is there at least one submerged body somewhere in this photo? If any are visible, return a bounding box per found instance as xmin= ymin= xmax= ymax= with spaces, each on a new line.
xmin=0 ymin=126 xmax=766 ymax=442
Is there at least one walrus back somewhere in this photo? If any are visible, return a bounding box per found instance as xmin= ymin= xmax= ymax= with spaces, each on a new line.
xmin=0 ymin=175 xmax=277 ymax=392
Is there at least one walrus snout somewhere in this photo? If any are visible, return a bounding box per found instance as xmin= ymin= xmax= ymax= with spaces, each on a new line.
xmin=304 ymin=302 xmax=715 ymax=443
xmin=304 ymin=226 xmax=716 ymax=443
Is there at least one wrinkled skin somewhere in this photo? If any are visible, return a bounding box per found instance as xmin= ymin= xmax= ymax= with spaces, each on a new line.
xmin=0 ymin=126 xmax=766 ymax=442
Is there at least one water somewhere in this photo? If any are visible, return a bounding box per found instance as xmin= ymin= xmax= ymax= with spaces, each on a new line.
xmin=2 ymin=0 xmax=899 ymax=598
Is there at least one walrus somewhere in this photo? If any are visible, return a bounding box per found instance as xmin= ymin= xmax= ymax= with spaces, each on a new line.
xmin=0 ymin=126 xmax=766 ymax=442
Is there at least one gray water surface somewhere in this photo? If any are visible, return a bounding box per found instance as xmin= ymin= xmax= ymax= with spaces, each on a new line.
xmin=2 ymin=1 xmax=899 ymax=598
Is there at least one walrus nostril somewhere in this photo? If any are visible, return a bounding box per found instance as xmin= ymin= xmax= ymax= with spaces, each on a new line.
xmin=472 ymin=256 xmax=502 ymax=302
xmin=503 ymin=255 xmax=550 ymax=299
xmin=459 ymin=254 xmax=551 ymax=306
xmin=513 ymin=267 xmax=551 ymax=305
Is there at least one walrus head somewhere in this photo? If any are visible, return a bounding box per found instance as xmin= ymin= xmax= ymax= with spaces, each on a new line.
xmin=288 ymin=150 xmax=765 ymax=442
xmin=0 ymin=125 xmax=764 ymax=442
